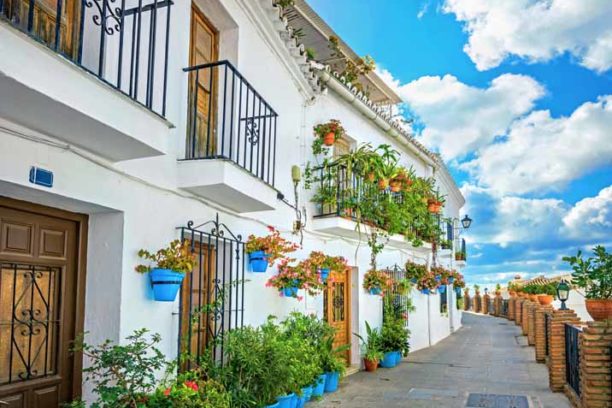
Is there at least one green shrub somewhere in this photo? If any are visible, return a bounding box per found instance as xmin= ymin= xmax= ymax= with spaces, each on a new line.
xmin=563 ymin=246 xmax=612 ymax=299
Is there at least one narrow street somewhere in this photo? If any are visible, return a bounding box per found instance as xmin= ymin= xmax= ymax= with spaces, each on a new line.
xmin=313 ymin=313 xmax=572 ymax=408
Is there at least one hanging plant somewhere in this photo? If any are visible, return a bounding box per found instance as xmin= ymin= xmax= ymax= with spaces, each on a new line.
xmin=135 ymin=240 xmax=196 ymax=302
xmin=307 ymin=251 xmax=350 ymax=283
xmin=416 ymin=270 xmax=438 ymax=295
xmin=266 ymin=258 xmax=325 ymax=299
xmin=312 ymin=119 xmax=345 ymax=154
xmin=363 ymin=268 xmax=393 ymax=296
xmin=246 ymin=226 xmax=300 ymax=272
xmin=405 ymin=260 xmax=427 ymax=283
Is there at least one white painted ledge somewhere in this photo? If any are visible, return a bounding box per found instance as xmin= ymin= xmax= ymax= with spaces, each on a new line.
xmin=311 ymin=216 xmax=433 ymax=253
xmin=177 ymin=159 xmax=277 ymax=213
xmin=0 ymin=22 xmax=171 ymax=162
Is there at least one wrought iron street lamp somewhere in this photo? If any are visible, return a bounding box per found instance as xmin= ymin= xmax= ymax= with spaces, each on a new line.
xmin=557 ymin=279 xmax=570 ymax=310
xmin=461 ymin=214 xmax=472 ymax=229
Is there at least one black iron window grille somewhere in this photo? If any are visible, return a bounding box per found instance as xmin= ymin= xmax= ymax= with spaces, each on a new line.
xmin=0 ymin=263 xmax=61 ymax=385
xmin=183 ymin=60 xmax=278 ymax=187
xmin=382 ymin=264 xmax=411 ymax=327
xmin=565 ymin=323 xmax=581 ymax=396
xmin=0 ymin=0 xmax=172 ymax=116
xmin=178 ymin=215 xmax=245 ymax=368
xmin=501 ymin=299 xmax=509 ymax=317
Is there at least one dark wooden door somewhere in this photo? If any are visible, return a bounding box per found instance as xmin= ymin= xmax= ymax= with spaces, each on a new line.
xmin=187 ymin=5 xmax=219 ymax=158
xmin=324 ymin=268 xmax=351 ymax=365
xmin=180 ymin=242 xmax=215 ymax=367
xmin=0 ymin=199 xmax=85 ymax=407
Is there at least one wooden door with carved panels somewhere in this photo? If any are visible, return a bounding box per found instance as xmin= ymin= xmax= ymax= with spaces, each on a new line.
xmin=324 ymin=268 xmax=351 ymax=365
xmin=0 ymin=198 xmax=86 ymax=407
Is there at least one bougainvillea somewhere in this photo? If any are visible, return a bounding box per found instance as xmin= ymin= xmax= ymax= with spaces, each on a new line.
xmin=363 ymin=268 xmax=394 ymax=295
xmin=246 ymin=226 xmax=300 ymax=266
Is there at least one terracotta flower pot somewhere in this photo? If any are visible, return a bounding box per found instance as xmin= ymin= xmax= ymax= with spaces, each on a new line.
xmin=428 ymin=203 xmax=440 ymax=213
xmin=585 ymin=299 xmax=612 ymax=321
xmin=529 ymin=294 xmax=538 ymax=302
xmin=537 ymin=295 xmax=553 ymax=306
xmin=389 ymin=180 xmax=401 ymax=192
xmin=495 ymin=290 xmax=501 ymax=296
xmin=509 ymin=291 xmax=516 ymax=298
xmin=378 ymin=179 xmax=389 ymax=190
xmin=364 ymin=358 xmax=379 ymax=372
xmin=323 ymin=132 xmax=336 ymax=146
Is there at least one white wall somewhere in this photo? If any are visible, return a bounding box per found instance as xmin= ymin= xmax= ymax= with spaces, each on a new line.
xmin=0 ymin=0 xmax=466 ymax=391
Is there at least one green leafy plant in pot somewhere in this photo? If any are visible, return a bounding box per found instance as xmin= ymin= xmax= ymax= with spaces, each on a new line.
xmin=353 ymin=321 xmax=383 ymax=372
xmin=563 ymin=245 xmax=612 ymax=321
xmin=135 ymin=240 xmax=196 ymax=302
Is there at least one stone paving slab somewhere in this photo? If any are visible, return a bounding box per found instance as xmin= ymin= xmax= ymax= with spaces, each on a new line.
xmin=311 ymin=313 xmax=572 ymax=408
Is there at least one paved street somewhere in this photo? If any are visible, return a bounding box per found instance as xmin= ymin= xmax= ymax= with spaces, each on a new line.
xmin=313 ymin=313 xmax=572 ymax=408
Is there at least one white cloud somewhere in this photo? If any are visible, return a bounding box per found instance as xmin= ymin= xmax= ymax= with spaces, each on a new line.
xmin=563 ymin=185 xmax=612 ymax=239
xmin=444 ymin=0 xmax=612 ymax=72
xmin=460 ymin=184 xmax=568 ymax=246
xmin=463 ymin=95 xmax=612 ymax=195
xmin=392 ymin=73 xmax=544 ymax=159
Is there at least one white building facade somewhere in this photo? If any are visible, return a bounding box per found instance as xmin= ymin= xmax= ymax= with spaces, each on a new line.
xmin=0 ymin=0 xmax=466 ymax=404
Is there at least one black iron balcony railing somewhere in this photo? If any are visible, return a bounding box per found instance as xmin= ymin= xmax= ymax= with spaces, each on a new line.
xmin=311 ymin=163 xmax=435 ymax=240
xmin=565 ymin=323 xmax=581 ymax=396
xmin=183 ymin=60 xmax=278 ymax=187
xmin=1 ymin=0 xmax=172 ymax=116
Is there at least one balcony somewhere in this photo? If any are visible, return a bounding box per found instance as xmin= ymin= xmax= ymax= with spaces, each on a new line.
xmin=310 ymin=163 xmax=435 ymax=251
xmin=177 ymin=60 xmax=279 ymax=213
xmin=0 ymin=0 xmax=173 ymax=161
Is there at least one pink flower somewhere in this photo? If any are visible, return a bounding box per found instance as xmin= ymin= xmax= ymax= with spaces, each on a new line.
xmin=163 ymin=388 xmax=171 ymax=396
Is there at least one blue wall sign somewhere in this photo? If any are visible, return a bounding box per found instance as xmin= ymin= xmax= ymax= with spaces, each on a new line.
xmin=29 ymin=167 xmax=54 ymax=188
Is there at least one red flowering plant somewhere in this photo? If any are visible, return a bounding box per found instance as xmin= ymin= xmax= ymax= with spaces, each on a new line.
xmin=362 ymin=268 xmax=394 ymax=295
xmin=266 ymin=258 xmax=325 ymax=299
xmin=430 ymin=265 xmax=447 ymax=284
xmin=245 ymin=226 xmax=300 ymax=266
xmin=452 ymin=271 xmax=466 ymax=289
xmin=307 ymin=251 xmax=350 ymax=281
xmin=416 ymin=270 xmax=439 ymax=293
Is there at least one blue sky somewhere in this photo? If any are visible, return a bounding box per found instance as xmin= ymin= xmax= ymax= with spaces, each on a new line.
xmin=308 ymin=0 xmax=612 ymax=288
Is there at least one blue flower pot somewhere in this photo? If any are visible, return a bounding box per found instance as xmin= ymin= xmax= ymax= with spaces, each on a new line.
xmin=420 ymin=288 xmax=430 ymax=295
xmin=320 ymin=268 xmax=331 ymax=283
xmin=438 ymin=285 xmax=446 ymax=294
xmin=276 ymin=393 xmax=296 ymax=408
xmin=248 ymin=250 xmax=268 ymax=273
xmin=394 ymin=350 xmax=402 ymax=365
xmin=324 ymin=371 xmax=340 ymax=393
xmin=149 ymin=268 xmax=184 ymax=302
xmin=312 ymin=374 xmax=326 ymax=397
xmin=282 ymin=286 xmax=299 ymax=298
xmin=296 ymin=386 xmax=313 ymax=408
xmin=369 ymin=287 xmax=382 ymax=295
xmin=435 ymin=275 xmax=441 ymax=282
xmin=265 ymin=403 xmax=280 ymax=408
xmin=380 ymin=351 xmax=396 ymax=368
xmin=448 ymin=277 xmax=455 ymax=284
xmin=410 ymin=278 xmax=417 ymax=284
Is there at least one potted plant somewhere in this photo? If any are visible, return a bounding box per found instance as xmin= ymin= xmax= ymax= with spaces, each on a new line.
xmin=267 ymin=259 xmax=325 ymax=299
xmin=416 ymin=271 xmax=438 ymax=295
xmin=363 ymin=268 xmax=393 ymax=295
xmin=405 ymin=260 xmax=427 ymax=283
xmin=563 ymin=246 xmax=612 ymax=321
xmin=374 ymin=144 xmax=399 ymax=191
xmin=495 ymin=283 xmax=502 ymax=296
xmin=474 ymin=284 xmax=481 ymax=296
xmin=320 ymin=335 xmax=349 ymax=393
xmin=308 ymin=251 xmax=349 ymax=283
xmin=313 ymin=119 xmax=345 ymax=152
xmin=354 ymin=322 xmax=383 ymax=372
xmin=246 ymin=226 xmax=299 ymax=273
xmin=537 ymin=283 xmax=556 ymax=306
xmin=379 ymin=316 xmax=410 ymax=368
xmin=135 ymin=240 xmax=196 ymax=302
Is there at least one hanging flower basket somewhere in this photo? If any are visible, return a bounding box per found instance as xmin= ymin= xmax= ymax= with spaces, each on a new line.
xmin=421 ymin=288 xmax=431 ymax=295
xmin=282 ymin=286 xmax=299 ymax=298
xmin=363 ymin=268 xmax=393 ymax=296
xmin=320 ymin=267 xmax=331 ymax=283
xmin=135 ymin=240 xmax=196 ymax=303
xmin=149 ymin=268 xmax=185 ymax=302
xmin=248 ymin=250 xmax=269 ymax=273
xmin=369 ymin=287 xmax=382 ymax=295
xmin=437 ymin=285 xmax=446 ymax=294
